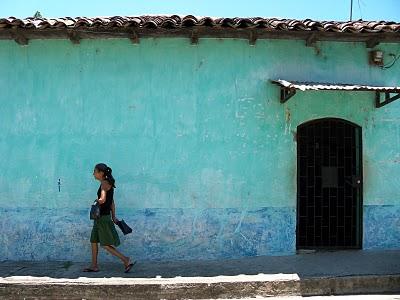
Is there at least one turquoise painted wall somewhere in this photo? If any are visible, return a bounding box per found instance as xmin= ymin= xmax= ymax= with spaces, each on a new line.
xmin=0 ymin=38 xmax=399 ymax=261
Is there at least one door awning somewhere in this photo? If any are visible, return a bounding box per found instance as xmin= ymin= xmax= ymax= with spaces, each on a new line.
xmin=271 ymin=79 xmax=400 ymax=108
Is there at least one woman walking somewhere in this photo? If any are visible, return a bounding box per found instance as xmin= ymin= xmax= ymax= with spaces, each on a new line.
xmin=83 ymin=163 xmax=135 ymax=273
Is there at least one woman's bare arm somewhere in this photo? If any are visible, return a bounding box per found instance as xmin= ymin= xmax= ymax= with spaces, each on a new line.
xmin=97 ymin=189 xmax=107 ymax=204
xmin=97 ymin=182 xmax=111 ymax=204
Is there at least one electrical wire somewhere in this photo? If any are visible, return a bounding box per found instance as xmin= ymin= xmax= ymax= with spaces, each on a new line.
xmin=357 ymin=0 xmax=363 ymax=20
xmin=350 ymin=0 xmax=353 ymax=21
xmin=381 ymin=53 xmax=400 ymax=70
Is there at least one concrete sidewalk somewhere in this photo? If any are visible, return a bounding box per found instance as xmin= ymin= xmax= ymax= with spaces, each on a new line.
xmin=1 ymin=250 xmax=400 ymax=299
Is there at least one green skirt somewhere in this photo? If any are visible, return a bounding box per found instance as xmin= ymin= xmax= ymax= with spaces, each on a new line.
xmin=90 ymin=214 xmax=121 ymax=247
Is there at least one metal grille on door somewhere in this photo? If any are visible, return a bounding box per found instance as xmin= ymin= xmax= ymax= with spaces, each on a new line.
xmin=297 ymin=118 xmax=362 ymax=249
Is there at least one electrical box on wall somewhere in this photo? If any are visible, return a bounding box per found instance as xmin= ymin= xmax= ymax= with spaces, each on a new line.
xmin=369 ymin=50 xmax=384 ymax=66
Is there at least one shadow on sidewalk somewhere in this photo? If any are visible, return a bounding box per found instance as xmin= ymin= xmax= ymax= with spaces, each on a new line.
xmin=1 ymin=250 xmax=400 ymax=279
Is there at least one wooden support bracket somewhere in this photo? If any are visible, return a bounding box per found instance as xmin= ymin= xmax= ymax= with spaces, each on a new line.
xmin=305 ymin=33 xmax=318 ymax=47
xmin=366 ymin=38 xmax=380 ymax=49
xmin=14 ymin=35 xmax=28 ymax=45
xmin=280 ymin=87 xmax=296 ymax=103
xmin=190 ymin=29 xmax=198 ymax=45
xmin=375 ymin=91 xmax=400 ymax=108
xmin=129 ymin=30 xmax=140 ymax=44
xmin=68 ymin=31 xmax=80 ymax=44
xmin=12 ymin=30 xmax=28 ymax=45
xmin=249 ymin=30 xmax=257 ymax=46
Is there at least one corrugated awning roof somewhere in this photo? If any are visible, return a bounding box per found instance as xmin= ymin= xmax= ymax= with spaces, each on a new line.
xmin=271 ymin=79 xmax=400 ymax=108
xmin=271 ymin=79 xmax=400 ymax=92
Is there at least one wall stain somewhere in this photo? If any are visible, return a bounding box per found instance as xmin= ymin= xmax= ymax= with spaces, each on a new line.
xmin=292 ymin=130 xmax=297 ymax=142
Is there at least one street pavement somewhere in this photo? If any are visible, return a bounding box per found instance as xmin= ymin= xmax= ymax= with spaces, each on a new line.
xmin=1 ymin=250 xmax=399 ymax=299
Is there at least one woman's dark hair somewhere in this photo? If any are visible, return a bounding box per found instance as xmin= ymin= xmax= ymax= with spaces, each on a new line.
xmin=95 ymin=163 xmax=116 ymax=188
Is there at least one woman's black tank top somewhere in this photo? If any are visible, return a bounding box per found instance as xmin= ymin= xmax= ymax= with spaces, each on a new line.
xmin=97 ymin=184 xmax=114 ymax=216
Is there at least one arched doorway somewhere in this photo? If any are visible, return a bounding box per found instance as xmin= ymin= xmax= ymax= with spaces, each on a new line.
xmin=296 ymin=117 xmax=363 ymax=249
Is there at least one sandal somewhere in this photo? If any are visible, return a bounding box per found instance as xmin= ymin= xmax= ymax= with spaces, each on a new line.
xmin=83 ymin=267 xmax=99 ymax=272
xmin=124 ymin=259 xmax=136 ymax=273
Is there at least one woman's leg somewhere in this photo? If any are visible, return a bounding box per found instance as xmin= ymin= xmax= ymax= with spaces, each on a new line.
xmin=102 ymin=245 xmax=130 ymax=266
xmin=91 ymin=242 xmax=99 ymax=267
xmin=83 ymin=242 xmax=99 ymax=271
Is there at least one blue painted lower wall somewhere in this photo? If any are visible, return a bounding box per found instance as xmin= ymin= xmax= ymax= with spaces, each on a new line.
xmin=0 ymin=207 xmax=296 ymax=261
xmin=363 ymin=205 xmax=400 ymax=250
xmin=2 ymin=205 xmax=398 ymax=261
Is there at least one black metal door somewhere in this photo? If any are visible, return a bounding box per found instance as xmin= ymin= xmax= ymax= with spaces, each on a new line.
xmin=297 ymin=118 xmax=362 ymax=249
